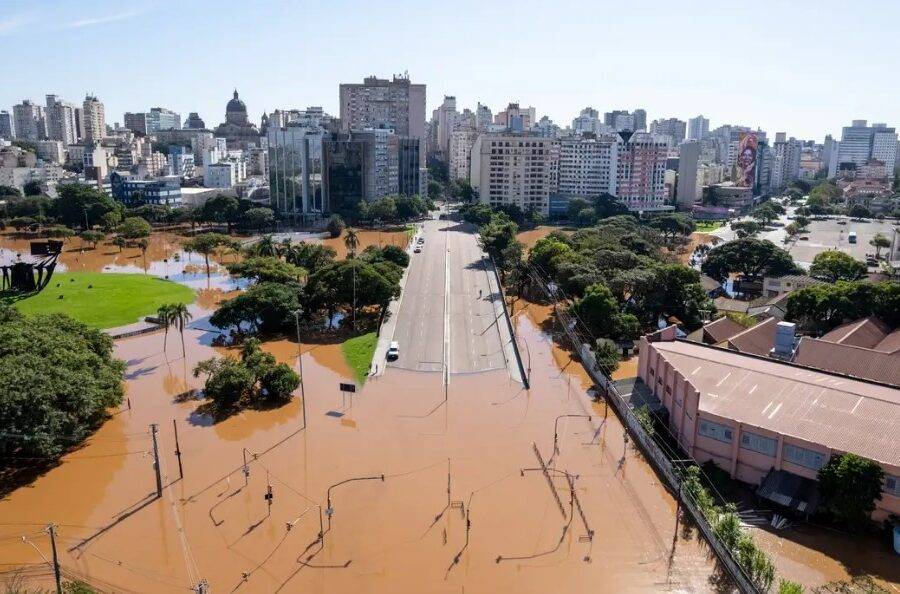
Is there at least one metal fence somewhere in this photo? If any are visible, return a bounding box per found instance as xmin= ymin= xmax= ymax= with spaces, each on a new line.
xmin=487 ymin=255 xmax=530 ymax=389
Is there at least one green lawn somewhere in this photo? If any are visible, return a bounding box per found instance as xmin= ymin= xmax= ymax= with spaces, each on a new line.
xmin=3 ymin=272 xmax=195 ymax=329
xmin=695 ymin=220 xmax=725 ymax=232
xmin=341 ymin=331 xmax=377 ymax=383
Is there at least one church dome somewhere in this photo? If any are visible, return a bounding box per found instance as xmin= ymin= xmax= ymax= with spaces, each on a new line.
xmin=226 ymin=90 xmax=246 ymax=114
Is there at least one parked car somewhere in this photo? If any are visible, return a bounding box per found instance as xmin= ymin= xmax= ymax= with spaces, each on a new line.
xmin=414 ymin=246 xmax=422 ymax=253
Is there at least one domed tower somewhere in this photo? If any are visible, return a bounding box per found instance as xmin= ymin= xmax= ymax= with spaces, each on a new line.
xmin=226 ymin=89 xmax=248 ymax=126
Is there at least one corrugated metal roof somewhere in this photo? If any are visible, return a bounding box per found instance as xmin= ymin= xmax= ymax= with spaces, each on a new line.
xmin=652 ymin=340 xmax=900 ymax=466
xmin=701 ymin=316 xmax=747 ymax=344
xmin=793 ymin=337 xmax=900 ymax=388
xmin=728 ymin=317 xmax=778 ymax=356
xmin=820 ymin=317 xmax=890 ymax=349
xmin=875 ymin=329 xmax=900 ymax=354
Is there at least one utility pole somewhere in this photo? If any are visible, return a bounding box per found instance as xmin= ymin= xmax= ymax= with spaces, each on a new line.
xmin=48 ymin=524 xmax=62 ymax=594
xmin=150 ymin=423 xmax=163 ymax=497
xmin=172 ymin=419 xmax=183 ymax=480
xmin=293 ymin=310 xmax=308 ymax=430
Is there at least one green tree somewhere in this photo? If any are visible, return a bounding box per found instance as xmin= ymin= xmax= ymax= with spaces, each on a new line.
xmin=817 ymin=453 xmax=884 ymax=530
xmin=118 ymin=216 xmax=152 ymax=242
xmin=226 ymin=256 xmax=306 ymax=284
xmin=809 ymin=251 xmax=867 ymax=282
xmin=210 ymin=282 xmax=302 ymax=334
xmin=112 ymin=236 xmax=127 ymax=252
xmin=0 ymin=308 xmax=125 ymax=461
xmin=193 ymin=356 xmax=255 ymax=407
xmin=168 ymin=302 xmax=193 ymax=358
xmin=576 ymin=207 xmax=597 ymax=227
xmin=201 ymin=194 xmax=240 ymax=231
xmin=478 ymin=217 xmax=519 ymax=275
xmin=51 ymin=184 xmax=120 ymax=229
xmin=648 ymin=213 xmax=696 ymax=244
xmin=571 ymin=284 xmax=620 ymax=338
xmin=21 ymin=180 xmax=42 ymax=196
xmin=731 ymin=220 xmax=762 ymax=238
xmin=244 ymin=207 xmax=275 ymax=232
xmin=778 ymin=579 xmax=804 ymax=594
xmin=701 ymin=238 xmax=800 ymax=282
xmin=751 ymin=202 xmax=779 ymax=226
xmin=44 ymin=225 xmax=75 ymax=240
xmin=283 ymin=242 xmax=336 ymax=274
xmin=461 ymin=203 xmax=495 ymax=227
xmin=260 ymin=363 xmax=300 ymax=402
xmin=80 ymin=229 xmax=106 ymax=249
xmin=326 ymin=214 xmax=345 ymax=238
xmin=593 ymin=338 xmax=620 ymax=375
xmin=0 ymin=184 xmax=22 ymax=197
xmin=869 ymin=233 xmax=891 ymax=259
xmin=100 ymin=210 xmax=122 ymax=232
xmin=848 ymin=204 xmax=871 ymax=219
xmin=157 ymin=303 xmax=175 ymax=356
xmin=183 ymin=233 xmax=234 ymax=277
xmin=566 ymin=197 xmax=592 ymax=222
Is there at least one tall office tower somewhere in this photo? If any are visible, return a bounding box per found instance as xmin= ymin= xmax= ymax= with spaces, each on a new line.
xmin=650 ymin=118 xmax=687 ymax=146
xmin=45 ymin=95 xmax=77 ymax=145
xmin=687 ymin=115 xmax=710 ymax=141
xmin=0 ymin=111 xmax=14 ymax=139
xmin=184 ymin=112 xmax=206 ymax=129
xmin=604 ymin=110 xmax=628 ymax=127
xmin=397 ymin=137 xmax=422 ymax=196
xmin=13 ymin=100 xmax=47 ymax=141
xmin=267 ymin=122 xmax=327 ymax=216
xmin=557 ymin=135 xmax=619 ymax=198
xmin=676 ymin=141 xmax=700 ymax=208
xmin=434 ymin=95 xmax=458 ymax=156
xmin=448 ymin=127 xmax=479 ymax=180
xmin=470 ymin=134 xmax=553 ymax=215
xmin=148 ymin=107 xmax=181 ymax=132
xmin=615 ymin=131 xmax=668 ymax=212
xmin=338 ymin=74 xmax=426 ymax=167
xmin=494 ymin=103 xmax=536 ymax=131
xmin=632 ymin=109 xmax=647 ymax=132
xmin=322 ymin=129 xmax=400 ymax=212
xmin=475 ymin=103 xmax=493 ymax=131
xmin=872 ymin=126 xmax=898 ymax=173
xmin=73 ymin=107 xmax=84 ymax=140
xmin=82 ymin=95 xmax=106 ymax=142
xmin=773 ymin=136 xmax=802 ymax=187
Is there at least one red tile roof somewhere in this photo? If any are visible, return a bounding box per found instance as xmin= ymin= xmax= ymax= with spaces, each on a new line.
xmin=728 ymin=317 xmax=778 ymax=356
xmin=793 ymin=337 xmax=900 ymax=388
xmin=819 ymin=317 xmax=891 ymax=349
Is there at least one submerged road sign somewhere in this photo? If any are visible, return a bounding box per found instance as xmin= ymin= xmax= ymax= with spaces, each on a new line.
xmin=339 ymin=382 xmax=356 ymax=393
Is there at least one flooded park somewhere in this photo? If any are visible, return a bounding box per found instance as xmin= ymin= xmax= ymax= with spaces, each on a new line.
xmin=1 ymin=226 xmax=897 ymax=593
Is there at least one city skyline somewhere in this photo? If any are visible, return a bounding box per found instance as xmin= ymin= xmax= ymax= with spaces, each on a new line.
xmin=2 ymin=0 xmax=898 ymax=141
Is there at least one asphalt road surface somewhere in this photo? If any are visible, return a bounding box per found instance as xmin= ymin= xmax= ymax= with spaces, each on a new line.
xmin=388 ymin=217 xmax=509 ymax=375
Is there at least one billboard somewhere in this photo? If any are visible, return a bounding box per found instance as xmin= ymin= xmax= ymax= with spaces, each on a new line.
xmin=734 ymin=132 xmax=758 ymax=188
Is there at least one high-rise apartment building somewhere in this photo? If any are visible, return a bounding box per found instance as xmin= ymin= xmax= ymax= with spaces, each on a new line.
xmin=45 ymin=95 xmax=77 ymax=145
xmin=494 ymin=103 xmax=535 ymax=132
xmin=434 ymin=96 xmax=458 ymax=157
xmin=470 ymin=134 xmax=553 ymax=215
xmin=124 ymin=112 xmax=149 ymax=135
xmin=125 ymin=107 xmax=181 ymax=135
xmin=772 ymin=135 xmax=802 ymax=188
xmin=687 ymin=115 xmax=710 ymax=141
xmin=448 ymin=128 xmax=479 ymax=181
xmin=604 ymin=109 xmax=646 ymax=131
xmin=650 ymin=118 xmax=687 ymax=146
xmin=475 ymin=103 xmax=493 ymax=131
xmin=572 ymin=107 xmax=607 ymax=136
xmin=615 ymin=132 xmax=668 ymax=211
xmin=0 ymin=111 xmax=14 ymax=139
xmin=82 ymin=95 xmax=106 ymax=142
xmin=13 ymin=100 xmax=47 ymax=141
xmin=557 ymin=135 xmax=619 ymax=198
xmin=184 ymin=112 xmax=206 ymax=129
xmin=339 ymin=74 xmax=425 ymax=163
xmin=676 ymin=141 xmax=701 ymax=208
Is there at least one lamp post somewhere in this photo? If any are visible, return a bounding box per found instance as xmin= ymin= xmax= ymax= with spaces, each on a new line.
xmin=293 ymin=310 xmax=307 ymax=430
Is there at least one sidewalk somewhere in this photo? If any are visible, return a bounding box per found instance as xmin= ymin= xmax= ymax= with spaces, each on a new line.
xmin=483 ymin=256 xmax=524 ymax=385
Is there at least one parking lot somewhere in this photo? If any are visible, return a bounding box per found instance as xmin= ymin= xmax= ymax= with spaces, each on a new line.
xmin=783 ymin=217 xmax=896 ymax=268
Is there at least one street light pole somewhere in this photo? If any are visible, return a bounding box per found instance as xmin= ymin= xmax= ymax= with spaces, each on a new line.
xmin=293 ymin=310 xmax=307 ymax=430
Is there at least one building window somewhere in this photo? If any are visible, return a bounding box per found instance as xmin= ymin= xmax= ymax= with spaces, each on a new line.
xmin=740 ymin=431 xmax=776 ymax=456
xmin=885 ymin=475 xmax=900 ymax=497
xmin=698 ymin=419 xmax=733 ymax=443
xmin=783 ymin=444 xmax=826 ymax=470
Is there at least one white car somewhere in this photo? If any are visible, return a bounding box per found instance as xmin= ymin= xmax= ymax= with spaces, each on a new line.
xmin=386 ymin=341 xmax=400 ymax=361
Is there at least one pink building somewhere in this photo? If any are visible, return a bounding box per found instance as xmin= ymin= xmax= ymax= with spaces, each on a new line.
xmin=616 ymin=131 xmax=669 ymax=212
xmin=637 ymin=329 xmax=900 ymax=520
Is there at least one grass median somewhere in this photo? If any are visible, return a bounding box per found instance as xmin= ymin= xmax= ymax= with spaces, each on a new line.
xmin=2 ymin=272 xmax=195 ymax=329
xmin=341 ymin=331 xmax=378 ymax=384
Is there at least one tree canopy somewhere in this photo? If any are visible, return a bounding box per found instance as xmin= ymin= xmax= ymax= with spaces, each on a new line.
xmin=51 ymin=184 xmax=121 ymax=229
xmin=0 ymin=307 xmax=125 ymax=461
xmin=817 ymin=453 xmax=884 ymax=530
xmin=785 ymin=280 xmax=900 ymax=331
xmin=808 ymin=251 xmax=867 ymax=282
xmin=226 ymin=257 xmax=306 ymax=284
xmin=701 ymin=238 xmax=800 ymax=281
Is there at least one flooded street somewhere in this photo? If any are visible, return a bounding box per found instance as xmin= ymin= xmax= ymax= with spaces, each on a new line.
xmin=0 ymin=299 xmax=722 ymax=592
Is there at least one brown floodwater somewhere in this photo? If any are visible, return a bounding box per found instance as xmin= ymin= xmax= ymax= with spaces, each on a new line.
xmin=319 ymin=228 xmax=414 ymax=260
xmin=0 ymin=289 xmax=728 ymax=593
xmin=516 ymin=226 xmax=568 ymax=252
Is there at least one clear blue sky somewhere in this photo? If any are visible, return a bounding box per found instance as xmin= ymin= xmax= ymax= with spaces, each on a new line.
xmin=2 ymin=0 xmax=897 ymax=141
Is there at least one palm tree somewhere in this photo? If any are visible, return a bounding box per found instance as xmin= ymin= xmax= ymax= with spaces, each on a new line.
xmin=344 ymin=227 xmax=359 ymax=258
xmin=157 ymin=304 xmax=174 ymax=357
xmin=168 ymin=303 xmax=194 ymax=358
